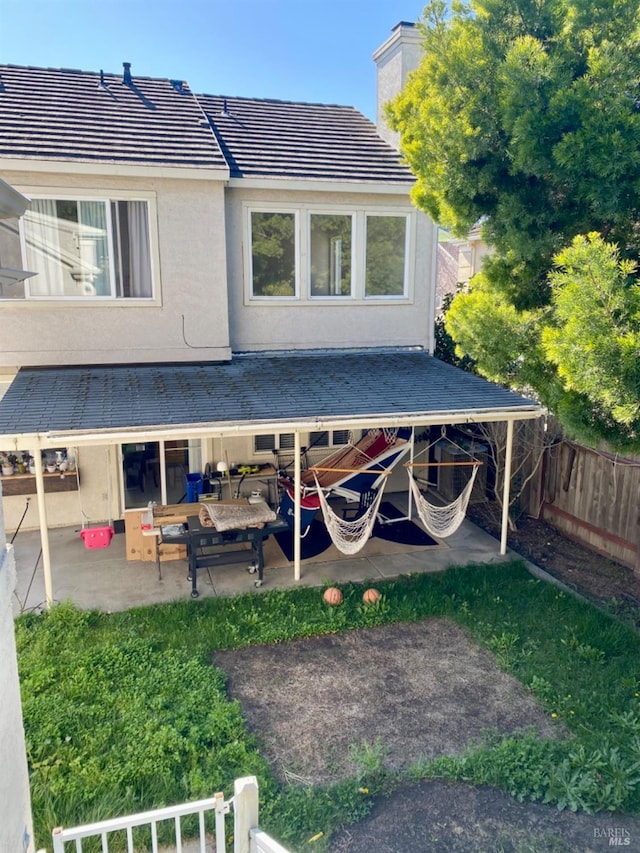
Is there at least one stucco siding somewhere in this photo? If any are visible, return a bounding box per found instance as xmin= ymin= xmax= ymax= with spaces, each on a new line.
xmin=224 ymin=186 xmax=435 ymax=353
xmin=374 ymin=23 xmax=423 ymax=149
xmin=0 ymin=170 xmax=231 ymax=367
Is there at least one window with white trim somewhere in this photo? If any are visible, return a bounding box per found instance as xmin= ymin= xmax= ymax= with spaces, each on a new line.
xmin=309 ymin=214 xmax=353 ymax=297
xmin=365 ymin=214 xmax=408 ymax=297
xmin=250 ymin=211 xmax=297 ymax=297
xmin=309 ymin=430 xmax=350 ymax=448
xmin=4 ymin=195 xmax=155 ymax=300
xmin=247 ymin=204 xmax=409 ymax=301
xmin=254 ymin=433 xmax=296 ymax=453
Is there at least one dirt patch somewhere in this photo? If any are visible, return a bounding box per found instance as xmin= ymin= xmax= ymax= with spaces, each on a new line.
xmin=213 ymin=619 xmax=562 ymax=787
xmin=329 ymin=780 xmax=640 ymax=852
xmin=467 ymin=504 xmax=640 ymax=625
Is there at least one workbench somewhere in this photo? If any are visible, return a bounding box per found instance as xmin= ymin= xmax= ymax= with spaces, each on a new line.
xmin=206 ymin=463 xmax=278 ymax=503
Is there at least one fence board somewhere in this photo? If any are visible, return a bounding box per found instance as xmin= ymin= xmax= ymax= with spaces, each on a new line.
xmin=540 ymin=439 xmax=640 ymax=572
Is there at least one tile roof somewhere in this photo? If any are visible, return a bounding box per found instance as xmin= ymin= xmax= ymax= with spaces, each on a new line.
xmin=0 ymin=64 xmax=414 ymax=183
xmin=0 ymin=351 xmax=540 ymax=438
xmin=198 ymin=94 xmax=414 ymax=183
xmin=0 ymin=64 xmax=227 ymax=170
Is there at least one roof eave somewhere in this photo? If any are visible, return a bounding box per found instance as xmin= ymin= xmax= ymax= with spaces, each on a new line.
xmin=0 ymin=157 xmax=231 ymax=181
xmin=1 ymin=405 xmax=544 ymax=449
xmin=226 ymin=176 xmax=415 ymax=194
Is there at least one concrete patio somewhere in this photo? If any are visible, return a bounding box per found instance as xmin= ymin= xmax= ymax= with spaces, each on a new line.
xmin=10 ymin=493 xmax=512 ymax=617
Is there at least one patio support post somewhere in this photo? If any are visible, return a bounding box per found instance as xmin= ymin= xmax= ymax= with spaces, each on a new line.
xmin=500 ymin=419 xmax=514 ymax=555
xmin=159 ymin=439 xmax=167 ymax=505
xmin=33 ymin=450 xmax=54 ymax=608
xmin=407 ymin=427 xmax=415 ymax=520
xmin=293 ymin=431 xmax=301 ymax=581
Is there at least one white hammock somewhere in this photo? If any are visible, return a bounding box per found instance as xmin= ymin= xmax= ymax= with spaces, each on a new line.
xmin=313 ymin=474 xmax=387 ymax=555
xmin=408 ymin=465 xmax=479 ymax=539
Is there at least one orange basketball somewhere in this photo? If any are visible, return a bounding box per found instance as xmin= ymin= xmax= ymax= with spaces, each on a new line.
xmin=363 ymin=588 xmax=381 ymax=605
xmin=323 ymin=587 xmax=343 ymax=606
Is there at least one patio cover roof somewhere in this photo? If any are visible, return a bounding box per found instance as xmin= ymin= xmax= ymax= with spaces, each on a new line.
xmin=0 ymin=349 xmax=543 ymax=449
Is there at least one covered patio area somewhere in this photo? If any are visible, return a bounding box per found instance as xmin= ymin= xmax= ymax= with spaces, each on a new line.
xmin=11 ymin=490 xmax=511 ymax=615
xmin=0 ymin=348 xmax=544 ymax=612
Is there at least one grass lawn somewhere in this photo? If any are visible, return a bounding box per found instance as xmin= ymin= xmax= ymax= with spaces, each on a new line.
xmin=16 ymin=559 xmax=640 ymax=851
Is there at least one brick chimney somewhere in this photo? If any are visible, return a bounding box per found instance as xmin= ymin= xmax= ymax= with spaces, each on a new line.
xmin=373 ymin=21 xmax=423 ymax=149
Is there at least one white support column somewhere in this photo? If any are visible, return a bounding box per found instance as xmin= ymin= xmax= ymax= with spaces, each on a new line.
xmin=407 ymin=427 xmax=415 ymax=520
xmin=33 ymin=451 xmax=54 ymax=608
xmin=293 ymin=432 xmax=301 ymax=581
xmin=159 ymin=439 xmax=167 ymax=505
xmin=500 ymin=419 xmax=514 ymax=555
xmin=233 ymin=775 xmax=259 ymax=853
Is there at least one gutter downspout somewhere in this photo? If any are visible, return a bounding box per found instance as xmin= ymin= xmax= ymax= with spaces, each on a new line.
xmin=500 ymin=419 xmax=514 ymax=555
xmin=33 ymin=451 xmax=54 ymax=608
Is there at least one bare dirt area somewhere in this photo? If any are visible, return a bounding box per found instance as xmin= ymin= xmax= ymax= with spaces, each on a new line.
xmin=328 ymin=779 xmax=640 ymax=852
xmin=213 ymin=617 xmax=640 ymax=852
xmin=213 ymin=619 xmax=562 ymax=787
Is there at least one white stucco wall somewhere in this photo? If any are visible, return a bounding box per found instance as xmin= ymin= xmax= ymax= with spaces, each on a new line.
xmin=224 ymin=186 xmax=436 ymax=353
xmin=0 ymin=490 xmax=36 ymax=853
xmin=1 ymin=445 xmax=117 ymax=534
xmin=0 ymin=170 xmax=231 ymax=368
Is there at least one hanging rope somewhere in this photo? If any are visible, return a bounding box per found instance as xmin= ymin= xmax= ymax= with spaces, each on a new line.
xmin=313 ymin=473 xmax=387 ymax=555
xmin=408 ymin=466 xmax=479 ymax=539
xmin=382 ymin=426 xmax=399 ymax=443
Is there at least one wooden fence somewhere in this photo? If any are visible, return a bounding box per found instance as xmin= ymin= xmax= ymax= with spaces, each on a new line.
xmin=470 ymin=416 xmax=640 ymax=574
xmin=538 ymin=439 xmax=640 ymax=572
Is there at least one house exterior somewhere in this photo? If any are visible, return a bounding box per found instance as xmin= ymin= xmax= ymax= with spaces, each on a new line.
xmin=0 ymin=58 xmax=432 ymax=369
xmin=0 ymin=30 xmax=435 ymax=525
xmin=0 ymin=25 xmax=543 ymax=597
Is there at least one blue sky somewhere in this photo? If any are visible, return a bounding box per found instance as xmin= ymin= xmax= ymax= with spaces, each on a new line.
xmin=1 ymin=0 xmax=425 ymax=121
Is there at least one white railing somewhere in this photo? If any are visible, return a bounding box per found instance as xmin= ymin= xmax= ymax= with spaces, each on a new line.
xmin=249 ymin=828 xmax=290 ymax=853
xmin=51 ymin=776 xmax=289 ymax=853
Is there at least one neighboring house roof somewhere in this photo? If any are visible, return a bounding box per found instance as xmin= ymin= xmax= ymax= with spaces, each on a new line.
xmin=0 ymin=350 xmax=540 ymax=440
xmin=0 ymin=64 xmax=227 ymax=170
xmin=0 ymin=64 xmax=412 ymax=184
xmin=197 ymin=94 xmax=414 ymax=183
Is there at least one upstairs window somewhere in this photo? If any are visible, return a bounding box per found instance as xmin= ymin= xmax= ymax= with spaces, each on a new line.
xmin=250 ymin=211 xmax=297 ymax=297
xmin=309 ymin=214 xmax=352 ymax=297
xmin=16 ymin=197 xmax=153 ymax=299
xmin=365 ymin=215 xmax=408 ymax=297
xmin=247 ymin=204 xmax=409 ymax=301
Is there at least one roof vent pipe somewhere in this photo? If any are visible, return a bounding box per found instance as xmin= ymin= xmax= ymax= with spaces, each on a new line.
xmin=123 ymin=62 xmax=132 ymax=84
xmin=99 ymin=69 xmax=107 ymax=88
